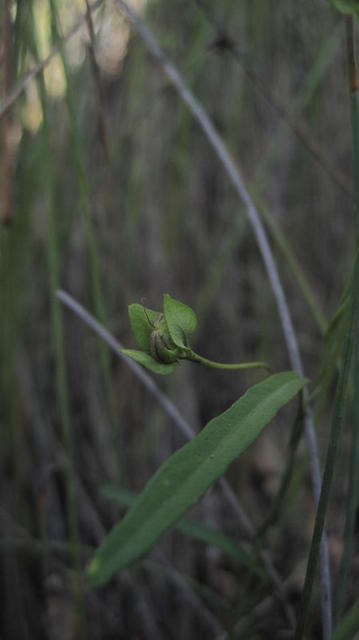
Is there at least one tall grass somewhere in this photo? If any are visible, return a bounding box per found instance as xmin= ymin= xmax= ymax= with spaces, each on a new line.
xmin=295 ymin=15 xmax=359 ymax=639
xmin=1 ymin=2 xmax=359 ymax=638
xmin=334 ymin=15 xmax=359 ymax=624
xmin=29 ymin=7 xmax=86 ymax=635
xmin=47 ymin=0 xmax=121 ymax=477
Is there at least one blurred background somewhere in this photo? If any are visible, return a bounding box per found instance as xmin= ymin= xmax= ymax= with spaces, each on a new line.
xmin=0 ymin=0 xmax=357 ymax=638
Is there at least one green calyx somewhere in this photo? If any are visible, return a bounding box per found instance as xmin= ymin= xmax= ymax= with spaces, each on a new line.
xmin=122 ymin=293 xmax=270 ymax=376
xmin=149 ymin=313 xmax=182 ymax=364
xmin=123 ymin=294 xmax=194 ymax=375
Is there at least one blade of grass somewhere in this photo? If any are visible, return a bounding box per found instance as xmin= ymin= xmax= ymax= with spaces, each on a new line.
xmin=1 ymin=0 xmax=12 ymax=224
xmin=84 ymin=0 xmax=110 ymax=162
xmin=296 ymin=22 xmax=342 ymax=111
xmin=31 ymin=32 xmax=86 ymax=640
xmin=113 ymin=3 xmax=332 ymax=635
xmin=0 ymin=0 xmax=104 ymax=120
xmin=47 ymin=0 xmax=121 ymax=476
xmin=294 ymin=248 xmax=359 ymax=640
xmin=0 ymin=163 xmax=31 ymax=512
xmin=334 ymin=16 xmax=359 ymax=623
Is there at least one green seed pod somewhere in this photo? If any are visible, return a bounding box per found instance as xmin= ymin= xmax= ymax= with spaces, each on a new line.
xmin=150 ymin=313 xmax=179 ymax=364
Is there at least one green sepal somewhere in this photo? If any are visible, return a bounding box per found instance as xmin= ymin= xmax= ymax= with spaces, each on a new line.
xmin=128 ymin=304 xmax=159 ymax=353
xmin=122 ymin=348 xmax=179 ymax=375
xmin=163 ymin=293 xmax=197 ymax=349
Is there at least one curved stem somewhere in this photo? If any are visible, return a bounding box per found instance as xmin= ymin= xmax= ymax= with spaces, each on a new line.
xmin=186 ymin=350 xmax=271 ymax=372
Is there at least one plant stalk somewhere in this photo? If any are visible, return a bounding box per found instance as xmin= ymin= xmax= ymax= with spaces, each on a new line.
xmin=187 ymin=350 xmax=270 ymax=372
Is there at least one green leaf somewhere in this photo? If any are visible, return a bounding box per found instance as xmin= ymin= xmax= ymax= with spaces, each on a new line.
xmin=87 ymin=372 xmax=306 ymax=587
xmin=128 ymin=303 xmax=159 ymax=353
xmin=101 ymin=485 xmax=266 ymax=579
xmin=329 ymin=0 xmax=359 ymax=14
xmin=163 ymin=293 xmax=197 ymax=349
xmin=122 ymin=349 xmax=178 ymax=375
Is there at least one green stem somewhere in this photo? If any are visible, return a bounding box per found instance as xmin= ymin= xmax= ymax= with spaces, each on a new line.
xmin=47 ymin=0 xmax=121 ymax=478
xmin=30 ymin=8 xmax=85 ymax=636
xmin=186 ymin=350 xmax=271 ymax=372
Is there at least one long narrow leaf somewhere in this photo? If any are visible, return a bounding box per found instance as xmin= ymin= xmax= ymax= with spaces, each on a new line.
xmin=87 ymin=372 xmax=306 ymax=587
xmin=335 ymin=37 xmax=359 ymax=620
xmin=101 ymin=485 xmax=266 ymax=579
